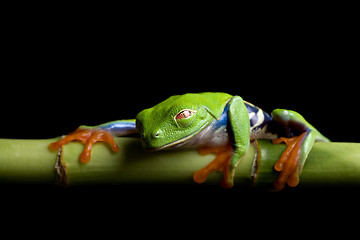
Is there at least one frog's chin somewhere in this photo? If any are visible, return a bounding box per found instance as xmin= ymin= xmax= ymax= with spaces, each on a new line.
xmin=144 ymin=122 xmax=211 ymax=151
xmin=144 ymin=133 xmax=197 ymax=151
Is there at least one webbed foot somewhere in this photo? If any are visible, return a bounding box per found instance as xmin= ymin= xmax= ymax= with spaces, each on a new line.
xmin=193 ymin=144 xmax=234 ymax=188
xmin=49 ymin=128 xmax=119 ymax=163
xmin=272 ymin=131 xmax=309 ymax=190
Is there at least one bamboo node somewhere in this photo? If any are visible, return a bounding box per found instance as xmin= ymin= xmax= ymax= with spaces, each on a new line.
xmin=54 ymin=143 xmax=68 ymax=187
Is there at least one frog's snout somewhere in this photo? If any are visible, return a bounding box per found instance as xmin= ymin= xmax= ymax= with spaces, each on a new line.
xmin=137 ymin=122 xmax=163 ymax=150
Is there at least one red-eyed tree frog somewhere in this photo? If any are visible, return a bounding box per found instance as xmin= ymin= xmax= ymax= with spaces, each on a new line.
xmin=49 ymin=92 xmax=329 ymax=190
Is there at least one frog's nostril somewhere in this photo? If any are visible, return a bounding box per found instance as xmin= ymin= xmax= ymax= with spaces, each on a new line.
xmin=153 ymin=129 xmax=163 ymax=139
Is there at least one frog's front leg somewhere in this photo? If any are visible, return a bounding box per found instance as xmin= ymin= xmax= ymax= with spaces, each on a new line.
xmin=49 ymin=120 xmax=137 ymax=163
xmin=193 ymin=96 xmax=250 ymax=188
xmin=271 ymin=109 xmax=330 ymax=190
xmin=193 ymin=144 xmax=233 ymax=187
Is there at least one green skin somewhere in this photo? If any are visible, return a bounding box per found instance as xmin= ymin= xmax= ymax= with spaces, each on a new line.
xmin=51 ymin=92 xmax=329 ymax=189
xmin=135 ymin=93 xmax=329 ymax=188
xmin=136 ymin=93 xmax=238 ymax=149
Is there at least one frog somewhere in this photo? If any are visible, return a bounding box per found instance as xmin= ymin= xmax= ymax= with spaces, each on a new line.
xmin=49 ymin=92 xmax=330 ymax=190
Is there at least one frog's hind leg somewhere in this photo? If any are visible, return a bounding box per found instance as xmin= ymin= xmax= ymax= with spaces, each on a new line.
xmin=271 ymin=109 xmax=330 ymax=190
xmin=272 ymin=130 xmax=313 ymax=189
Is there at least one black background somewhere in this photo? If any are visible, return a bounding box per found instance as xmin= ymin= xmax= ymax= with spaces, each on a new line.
xmin=0 ymin=4 xmax=359 ymax=232
xmin=1 ymin=8 xmax=358 ymax=142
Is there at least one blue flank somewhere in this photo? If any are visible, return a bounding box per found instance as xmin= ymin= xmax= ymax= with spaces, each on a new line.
xmin=213 ymin=103 xmax=229 ymax=129
xmin=244 ymin=102 xmax=272 ymax=131
xmin=213 ymin=101 xmax=272 ymax=133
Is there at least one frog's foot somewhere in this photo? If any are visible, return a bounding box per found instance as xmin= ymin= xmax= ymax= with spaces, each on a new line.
xmin=49 ymin=128 xmax=120 ymax=163
xmin=193 ymin=144 xmax=234 ymax=188
xmin=272 ymin=131 xmax=309 ymax=190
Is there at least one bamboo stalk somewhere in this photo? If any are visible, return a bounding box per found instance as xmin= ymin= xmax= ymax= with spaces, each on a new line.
xmin=254 ymin=141 xmax=360 ymax=189
xmin=0 ymin=137 xmax=359 ymax=190
xmin=0 ymin=138 xmax=57 ymax=184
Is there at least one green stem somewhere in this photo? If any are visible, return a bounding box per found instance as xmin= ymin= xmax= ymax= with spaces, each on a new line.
xmin=0 ymin=139 xmax=57 ymax=184
xmin=254 ymin=140 xmax=360 ymax=189
xmin=0 ymin=137 xmax=359 ymax=190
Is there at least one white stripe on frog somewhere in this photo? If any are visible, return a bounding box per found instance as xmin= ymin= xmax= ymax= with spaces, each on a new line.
xmin=250 ymin=108 xmax=265 ymax=131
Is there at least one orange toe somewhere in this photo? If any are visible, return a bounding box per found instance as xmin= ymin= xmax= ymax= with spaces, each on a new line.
xmin=194 ymin=144 xmax=233 ymax=187
xmin=49 ymin=128 xmax=119 ymax=163
xmin=272 ymin=131 xmax=308 ymax=190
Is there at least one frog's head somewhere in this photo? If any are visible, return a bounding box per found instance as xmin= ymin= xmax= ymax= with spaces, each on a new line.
xmin=135 ymin=93 xmax=218 ymax=150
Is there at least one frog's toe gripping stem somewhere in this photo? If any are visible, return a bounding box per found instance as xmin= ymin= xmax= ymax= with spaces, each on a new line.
xmin=193 ymin=144 xmax=234 ymax=188
xmin=49 ymin=128 xmax=120 ymax=163
xmin=272 ymin=131 xmax=310 ymax=190
xmin=270 ymin=109 xmax=329 ymax=190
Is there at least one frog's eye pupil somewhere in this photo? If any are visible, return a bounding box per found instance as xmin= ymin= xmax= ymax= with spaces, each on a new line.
xmin=175 ymin=109 xmax=196 ymax=120
xmin=176 ymin=110 xmax=190 ymax=120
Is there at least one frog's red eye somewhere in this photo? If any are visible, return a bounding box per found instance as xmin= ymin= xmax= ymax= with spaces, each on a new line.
xmin=175 ymin=109 xmax=196 ymax=120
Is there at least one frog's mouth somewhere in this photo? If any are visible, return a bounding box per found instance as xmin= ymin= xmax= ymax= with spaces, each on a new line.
xmin=144 ymin=122 xmax=210 ymax=151
xmin=145 ymin=133 xmax=196 ymax=151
